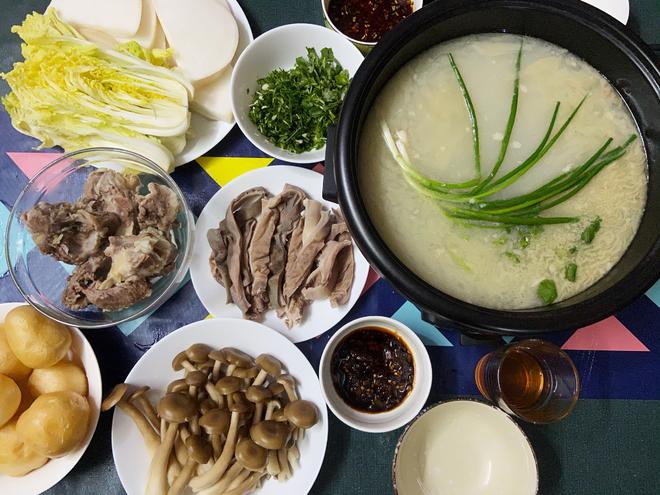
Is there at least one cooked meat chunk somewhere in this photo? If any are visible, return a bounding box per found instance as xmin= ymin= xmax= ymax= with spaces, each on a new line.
xmin=84 ymin=278 xmax=152 ymax=311
xmin=248 ymin=198 xmax=279 ymax=314
xmin=302 ymin=239 xmax=352 ymax=301
xmin=207 ymin=227 xmax=232 ymax=299
xmin=267 ymin=185 xmax=307 ymax=310
xmin=22 ymin=202 xmax=120 ymax=264
xmin=282 ymin=199 xmax=331 ymax=299
xmin=137 ymin=183 xmax=181 ymax=231
xmin=81 ymin=169 xmax=140 ymax=235
xmin=329 ymin=209 xmax=355 ymax=307
xmin=208 ymin=187 xmax=269 ymax=317
xmin=100 ymin=228 xmax=177 ymax=289
xmin=62 ymin=256 xmax=112 ymax=310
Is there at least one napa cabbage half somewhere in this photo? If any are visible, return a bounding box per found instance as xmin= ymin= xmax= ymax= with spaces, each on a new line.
xmin=1 ymin=9 xmax=193 ymax=172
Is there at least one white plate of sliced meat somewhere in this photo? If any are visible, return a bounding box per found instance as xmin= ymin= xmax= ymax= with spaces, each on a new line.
xmin=190 ymin=166 xmax=370 ymax=343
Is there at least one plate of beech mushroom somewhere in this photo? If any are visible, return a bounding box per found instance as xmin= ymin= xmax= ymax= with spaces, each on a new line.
xmin=106 ymin=317 xmax=328 ymax=495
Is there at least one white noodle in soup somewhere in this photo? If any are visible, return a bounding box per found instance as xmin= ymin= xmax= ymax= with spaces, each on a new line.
xmin=359 ymin=33 xmax=647 ymax=309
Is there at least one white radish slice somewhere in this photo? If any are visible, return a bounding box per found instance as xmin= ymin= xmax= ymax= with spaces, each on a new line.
xmin=77 ymin=27 xmax=119 ymax=49
xmin=153 ymin=0 xmax=238 ymax=83
xmin=118 ymin=0 xmax=158 ymax=48
xmin=49 ymin=0 xmax=142 ymax=38
xmin=191 ymin=65 xmax=233 ymax=122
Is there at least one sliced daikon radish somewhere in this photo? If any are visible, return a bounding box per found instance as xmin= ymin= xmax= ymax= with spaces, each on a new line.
xmin=191 ymin=65 xmax=233 ymax=122
xmin=78 ymin=27 xmax=119 ymax=49
xmin=49 ymin=0 xmax=142 ymax=38
xmin=118 ymin=0 xmax=158 ymax=48
xmin=153 ymin=0 xmax=238 ymax=82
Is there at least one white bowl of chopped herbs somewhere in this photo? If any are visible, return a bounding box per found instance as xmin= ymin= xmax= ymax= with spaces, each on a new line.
xmin=231 ymin=23 xmax=364 ymax=163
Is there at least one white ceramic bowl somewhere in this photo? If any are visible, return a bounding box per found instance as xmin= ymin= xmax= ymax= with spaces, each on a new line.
xmin=230 ymin=23 xmax=364 ymax=163
xmin=319 ymin=316 xmax=432 ymax=433
xmin=320 ymin=0 xmax=424 ymax=52
xmin=0 ymin=303 xmax=102 ymax=495
xmin=393 ymin=400 xmax=538 ymax=495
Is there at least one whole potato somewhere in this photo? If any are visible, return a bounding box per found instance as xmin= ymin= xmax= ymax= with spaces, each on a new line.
xmin=16 ymin=391 xmax=90 ymax=458
xmin=28 ymin=362 xmax=88 ymax=397
xmin=0 ymin=374 xmax=21 ymax=428
xmin=5 ymin=306 xmax=71 ymax=368
xmin=0 ymin=324 xmax=31 ymax=381
xmin=0 ymin=420 xmax=48 ymax=477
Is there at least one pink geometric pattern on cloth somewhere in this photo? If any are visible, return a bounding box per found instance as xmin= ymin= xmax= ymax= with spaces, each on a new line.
xmin=7 ymin=151 xmax=64 ymax=179
xmin=561 ymin=316 xmax=650 ymax=352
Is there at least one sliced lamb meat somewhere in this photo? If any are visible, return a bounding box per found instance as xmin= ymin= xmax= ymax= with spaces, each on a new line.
xmin=266 ymin=185 xmax=307 ymax=310
xmin=81 ymin=169 xmax=140 ymax=235
xmin=329 ymin=209 xmax=355 ymax=307
xmin=247 ymin=198 xmax=278 ymax=316
xmin=100 ymin=228 xmax=177 ymax=289
xmin=208 ymin=187 xmax=269 ymax=317
xmin=301 ymin=239 xmax=352 ymax=301
xmin=277 ymin=292 xmax=305 ymax=329
xmin=22 ymin=202 xmax=120 ymax=265
xmin=282 ymin=199 xmax=331 ymax=299
xmin=137 ymin=182 xmax=181 ymax=232
xmin=84 ymin=278 xmax=152 ymax=311
xmin=62 ymin=256 xmax=111 ymax=310
xmin=207 ymin=225 xmax=232 ymax=302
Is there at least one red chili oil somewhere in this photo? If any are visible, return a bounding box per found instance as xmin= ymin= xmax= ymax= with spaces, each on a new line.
xmin=331 ymin=327 xmax=415 ymax=413
xmin=327 ymin=0 xmax=414 ymax=43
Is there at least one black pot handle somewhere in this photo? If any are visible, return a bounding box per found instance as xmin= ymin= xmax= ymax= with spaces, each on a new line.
xmin=420 ymin=310 xmax=503 ymax=347
xmin=322 ymin=124 xmax=338 ymax=203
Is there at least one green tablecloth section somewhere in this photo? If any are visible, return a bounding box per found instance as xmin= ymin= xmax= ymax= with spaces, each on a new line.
xmin=0 ymin=1 xmax=657 ymax=494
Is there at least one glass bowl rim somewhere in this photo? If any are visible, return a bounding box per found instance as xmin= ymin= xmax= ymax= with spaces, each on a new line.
xmin=4 ymin=147 xmax=195 ymax=329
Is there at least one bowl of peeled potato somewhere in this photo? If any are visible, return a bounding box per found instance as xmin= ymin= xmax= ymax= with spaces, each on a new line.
xmin=0 ymin=303 xmax=101 ymax=494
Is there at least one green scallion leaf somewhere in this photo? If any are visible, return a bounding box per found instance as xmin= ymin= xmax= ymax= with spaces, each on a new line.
xmin=565 ymin=263 xmax=577 ymax=282
xmin=581 ymin=217 xmax=602 ymax=244
xmin=537 ymin=279 xmax=558 ymax=305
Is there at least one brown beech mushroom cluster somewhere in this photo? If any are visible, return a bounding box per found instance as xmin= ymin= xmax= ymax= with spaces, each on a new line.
xmin=102 ymin=346 xmax=319 ymax=495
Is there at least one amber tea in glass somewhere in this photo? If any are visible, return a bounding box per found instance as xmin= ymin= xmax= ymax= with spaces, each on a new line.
xmin=474 ymin=339 xmax=579 ymax=423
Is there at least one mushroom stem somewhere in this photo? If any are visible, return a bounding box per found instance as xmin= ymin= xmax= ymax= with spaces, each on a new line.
xmin=226 ymin=469 xmax=251 ymax=491
xmin=117 ymin=401 xmax=160 ymax=454
xmin=287 ymin=444 xmax=300 ymax=469
xmin=266 ymin=449 xmax=280 ymax=476
xmin=226 ymin=364 xmax=237 ymax=377
xmin=131 ymin=395 xmax=160 ymax=431
xmin=252 ymin=402 xmax=264 ymax=425
xmin=224 ymin=472 xmax=260 ymax=495
xmin=167 ymin=458 xmax=197 ymax=495
xmin=277 ymin=447 xmax=291 ymax=481
xmin=196 ymin=462 xmax=243 ymax=495
xmin=160 ymin=418 xmax=167 ymax=439
xmin=205 ymin=383 xmax=223 ymax=406
xmin=264 ymin=400 xmax=280 ymax=420
xmin=211 ymin=434 xmax=222 ymax=457
xmin=167 ymin=455 xmax=182 ymax=486
xmin=191 ymin=415 xmax=201 ymax=436
xmin=174 ymin=432 xmax=188 ymax=466
xmin=145 ymin=423 xmax=178 ymax=495
xmin=252 ymin=370 xmax=268 ymax=387
xmin=189 ymin=411 xmax=240 ymax=490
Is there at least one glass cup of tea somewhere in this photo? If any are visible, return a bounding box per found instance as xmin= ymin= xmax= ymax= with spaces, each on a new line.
xmin=474 ymin=339 xmax=579 ymax=424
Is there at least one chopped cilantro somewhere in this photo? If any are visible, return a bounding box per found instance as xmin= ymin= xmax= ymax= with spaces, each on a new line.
xmin=248 ymin=47 xmax=350 ymax=153
xmin=537 ymin=279 xmax=557 ymax=305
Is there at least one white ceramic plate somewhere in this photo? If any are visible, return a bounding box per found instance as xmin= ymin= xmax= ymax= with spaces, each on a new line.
xmin=231 ymin=23 xmax=364 ymax=163
xmin=581 ymin=0 xmax=629 ymax=23
xmin=174 ymin=0 xmax=253 ymax=167
xmin=0 ymin=302 xmax=102 ymax=495
xmin=393 ymin=400 xmax=538 ymax=495
xmin=319 ymin=316 xmax=432 ymax=433
xmin=111 ymin=318 xmax=329 ymax=495
xmin=190 ymin=166 xmax=370 ymax=343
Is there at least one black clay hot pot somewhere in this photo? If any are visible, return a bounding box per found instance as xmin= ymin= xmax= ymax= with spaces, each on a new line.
xmin=323 ymin=0 xmax=660 ymax=337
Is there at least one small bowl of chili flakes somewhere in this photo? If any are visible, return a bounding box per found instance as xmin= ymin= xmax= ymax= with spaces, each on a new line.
xmin=319 ymin=315 xmax=432 ymax=433
xmin=321 ymin=0 xmax=423 ymax=52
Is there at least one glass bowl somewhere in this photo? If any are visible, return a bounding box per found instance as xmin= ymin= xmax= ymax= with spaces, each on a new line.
xmin=5 ymin=148 xmax=194 ymax=329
